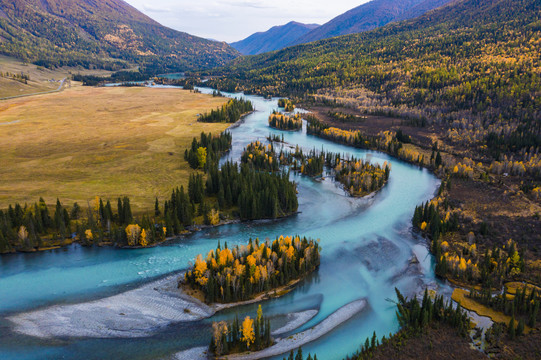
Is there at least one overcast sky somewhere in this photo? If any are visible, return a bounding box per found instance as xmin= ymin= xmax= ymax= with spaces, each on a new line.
xmin=124 ymin=0 xmax=368 ymax=43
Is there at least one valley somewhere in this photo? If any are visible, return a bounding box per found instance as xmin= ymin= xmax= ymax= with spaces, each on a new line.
xmin=1 ymin=0 xmax=541 ymax=359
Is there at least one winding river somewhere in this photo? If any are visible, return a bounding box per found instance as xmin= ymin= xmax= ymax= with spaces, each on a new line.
xmin=0 ymin=88 xmax=449 ymax=360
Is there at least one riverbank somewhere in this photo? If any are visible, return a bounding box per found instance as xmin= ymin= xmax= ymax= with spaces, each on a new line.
xmin=297 ymin=99 xmax=541 ymax=357
xmin=7 ymin=272 xmax=318 ymax=340
xmin=7 ymin=274 xmax=213 ymax=339
xmin=172 ymin=299 xmax=367 ymax=360
xmin=180 ymin=276 xmax=307 ymax=311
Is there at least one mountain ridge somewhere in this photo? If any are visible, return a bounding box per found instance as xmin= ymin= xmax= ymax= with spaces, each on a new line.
xmin=0 ymin=0 xmax=239 ymax=72
xmin=230 ymin=21 xmax=319 ymax=55
xmin=292 ymin=0 xmax=452 ymax=45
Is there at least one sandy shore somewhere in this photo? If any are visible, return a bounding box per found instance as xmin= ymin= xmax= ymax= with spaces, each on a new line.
xmin=7 ymin=273 xmax=316 ymax=340
xmin=271 ymin=309 xmax=318 ymax=336
xmin=8 ymin=274 xmax=214 ymax=338
xmin=172 ymin=346 xmax=209 ymax=360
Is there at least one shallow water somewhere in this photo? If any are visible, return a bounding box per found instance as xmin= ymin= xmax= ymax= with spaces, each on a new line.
xmin=0 ymin=88 xmax=446 ymax=360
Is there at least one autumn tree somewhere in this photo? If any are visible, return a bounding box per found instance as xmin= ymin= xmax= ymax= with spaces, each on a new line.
xmin=241 ymin=316 xmax=255 ymax=349
xmin=197 ymin=147 xmax=207 ymax=169
xmin=125 ymin=224 xmax=142 ymax=246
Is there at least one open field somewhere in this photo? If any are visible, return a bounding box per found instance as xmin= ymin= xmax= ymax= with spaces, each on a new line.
xmin=0 ymin=55 xmax=120 ymax=98
xmin=0 ymin=86 xmax=229 ymax=213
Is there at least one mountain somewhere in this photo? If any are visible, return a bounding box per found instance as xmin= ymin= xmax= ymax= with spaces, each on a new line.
xmin=0 ymin=0 xmax=239 ymax=72
xmin=291 ymin=0 xmax=452 ymax=45
xmin=230 ymin=21 xmax=319 ymax=55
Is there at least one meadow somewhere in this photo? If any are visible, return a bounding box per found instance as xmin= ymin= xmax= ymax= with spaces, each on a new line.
xmin=0 ymin=55 xmax=119 ymax=98
xmin=0 ymin=86 xmax=228 ymax=213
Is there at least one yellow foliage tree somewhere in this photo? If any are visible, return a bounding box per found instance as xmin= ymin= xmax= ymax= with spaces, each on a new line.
xmin=139 ymin=229 xmax=148 ymax=247
xmin=458 ymin=257 xmax=467 ymax=272
xmin=212 ymin=321 xmax=228 ymax=355
xmin=208 ymin=209 xmax=220 ymax=226
xmin=241 ymin=316 xmax=255 ymax=348
xmin=197 ymin=147 xmax=207 ymax=169
xmin=85 ymin=229 xmax=93 ymax=240
xmin=194 ymin=254 xmax=208 ymax=286
xmin=125 ymin=224 xmax=142 ymax=246
xmin=420 ymin=221 xmax=427 ymax=230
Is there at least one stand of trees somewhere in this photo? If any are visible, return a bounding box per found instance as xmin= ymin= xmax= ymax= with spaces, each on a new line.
xmin=0 ymin=198 xmax=70 ymax=252
xmin=241 ymin=141 xmax=279 ymax=172
xmin=184 ymin=131 xmax=232 ymax=170
xmin=469 ymin=285 xmax=540 ymax=330
xmin=334 ymin=156 xmax=390 ymax=197
xmin=268 ymin=111 xmax=302 ymax=131
xmin=184 ymin=235 xmax=320 ymax=303
xmin=327 ymin=111 xmax=363 ymax=123
xmin=198 ymin=98 xmax=253 ymax=123
xmin=205 ymin=161 xmax=298 ymax=220
xmin=278 ymin=98 xmax=295 ymax=112
xmin=241 ymin=139 xmax=391 ymax=195
xmin=210 ymin=305 xmax=273 ymax=357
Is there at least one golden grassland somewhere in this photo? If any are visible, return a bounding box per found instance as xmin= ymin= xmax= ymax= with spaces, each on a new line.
xmin=452 ymin=288 xmax=512 ymax=324
xmin=452 ymin=288 xmax=532 ymax=333
xmin=0 ymin=86 xmax=229 ymax=213
xmin=0 ymin=55 xmax=117 ymax=98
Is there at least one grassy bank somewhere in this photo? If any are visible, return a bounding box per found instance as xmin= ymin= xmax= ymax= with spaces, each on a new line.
xmin=0 ymin=86 xmax=229 ymax=213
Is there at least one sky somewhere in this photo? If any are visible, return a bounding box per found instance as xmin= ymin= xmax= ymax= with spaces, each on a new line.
xmin=124 ymin=0 xmax=368 ymax=43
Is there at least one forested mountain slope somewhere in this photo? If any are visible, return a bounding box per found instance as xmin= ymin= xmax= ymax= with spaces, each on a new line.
xmin=230 ymin=21 xmax=319 ymax=55
xmin=291 ymin=0 xmax=451 ymax=45
xmin=207 ymin=0 xmax=541 ymax=158
xmin=0 ymin=0 xmax=239 ymax=72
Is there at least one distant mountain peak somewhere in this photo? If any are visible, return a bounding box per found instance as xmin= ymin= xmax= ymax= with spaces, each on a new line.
xmin=230 ymin=21 xmax=320 ymax=56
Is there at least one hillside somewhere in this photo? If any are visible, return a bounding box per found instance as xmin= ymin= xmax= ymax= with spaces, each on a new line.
xmin=207 ymin=0 xmax=541 ymax=159
xmin=291 ymin=0 xmax=451 ymax=45
xmin=0 ymin=0 xmax=239 ymax=72
xmin=230 ymin=21 xmax=319 ymax=55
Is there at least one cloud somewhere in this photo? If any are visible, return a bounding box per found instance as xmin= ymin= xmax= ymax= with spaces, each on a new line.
xmin=124 ymin=0 xmax=368 ymax=42
xmin=229 ymin=1 xmax=273 ymax=9
xmin=141 ymin=3 xmax=171 ymax=13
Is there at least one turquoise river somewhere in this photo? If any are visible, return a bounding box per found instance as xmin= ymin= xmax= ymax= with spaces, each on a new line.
xmin=0 ymin=87 xmax=449 ymax=360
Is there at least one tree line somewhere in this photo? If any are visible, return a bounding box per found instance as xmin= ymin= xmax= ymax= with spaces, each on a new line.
xmin=198 ymin=98 xmax=253 ymax=123
xmin=268 ymin=111 xmax=302 ymax=131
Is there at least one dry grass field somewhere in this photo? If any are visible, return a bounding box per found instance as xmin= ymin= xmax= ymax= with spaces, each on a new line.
xmin=0 ymin=55 xmax=118 ymax=98
xmin=0 ymin=86 xmax=229 ymax=213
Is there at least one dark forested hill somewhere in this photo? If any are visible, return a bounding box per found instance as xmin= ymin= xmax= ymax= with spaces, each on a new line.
xmin=0 ymin=0 xmax=239 ymax=72
xmin=206 ymin=0 xmax=541 ymax=157
xmin=291 ymin=0 xmax=451 ymax=45
xmin=230 ymin=21 xmax=319 ymax=55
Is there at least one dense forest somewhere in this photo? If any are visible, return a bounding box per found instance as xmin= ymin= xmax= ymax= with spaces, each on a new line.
xmin=183 ymin=236 xmax=320 ymax=303
xmin=203 ymin=0 xmax=541 ymax=163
